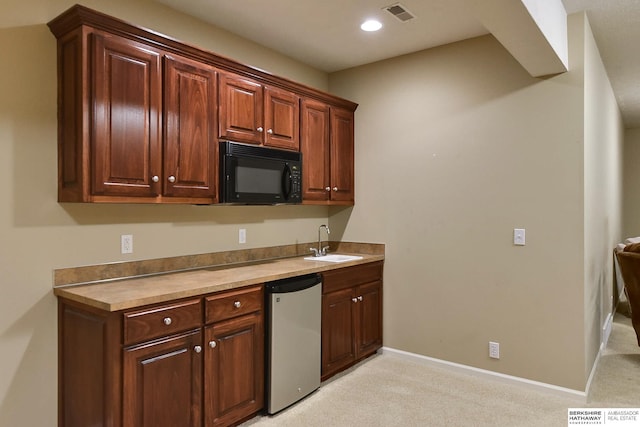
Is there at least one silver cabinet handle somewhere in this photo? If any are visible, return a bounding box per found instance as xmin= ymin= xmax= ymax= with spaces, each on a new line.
xmin=358 ymin=296 xmax=363 ymax=302
xmin=209 ymin=340 xmax=217 ymax=349
xmin=257 ymin=127 xmax=264 ymax=132
xmin=163 ymin=317 xmax=172 ymax=325
xmin=194 ymin=345 xmax=202 ymax=353
xmin=267 ymin=128 xmax=273 ymax=134
xmin=152 ymin=175 xmax=159 ymax=183
xmin=325 ymin=187 xmax=331 ymax=192
xmin=234 ymin=301 xmax=241 ymax=308
xmin=352 ymin=297 xmax=358 ymax=303
xmin=168 ymin=175 xmax=176 ymax=183
xmin=333 ymin=187 xmax=338 ymax=191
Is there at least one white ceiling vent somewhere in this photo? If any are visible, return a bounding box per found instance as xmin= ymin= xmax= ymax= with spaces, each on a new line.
xmin=384 ymin=3 xmax=415 ymax=22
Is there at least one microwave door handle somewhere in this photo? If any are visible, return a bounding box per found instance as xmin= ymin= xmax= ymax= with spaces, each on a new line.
xmin=282 ymin=163 xmax=292 ymax=200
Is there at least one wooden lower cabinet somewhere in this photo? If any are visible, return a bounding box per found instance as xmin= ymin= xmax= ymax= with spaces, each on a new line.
xmin=57 ymin=264 xmax=383 ymax=426
xmin=204 ymin=312 xmax=264 ymax=426
xmin=123 ymin=330 xmax=203 ymax=427
xmin=58 ymin=286 xmax=264 ymax=427
xmin=321 ymin=262 xmax=383 ymax=380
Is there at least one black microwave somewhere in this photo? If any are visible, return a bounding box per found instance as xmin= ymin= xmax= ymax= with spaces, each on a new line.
xmin=219 ymin=141 xmax=302 ymax=204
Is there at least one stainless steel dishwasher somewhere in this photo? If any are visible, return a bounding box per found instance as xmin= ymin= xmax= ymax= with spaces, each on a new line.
xmin=265 ymin=273 xmax=322 ymax=414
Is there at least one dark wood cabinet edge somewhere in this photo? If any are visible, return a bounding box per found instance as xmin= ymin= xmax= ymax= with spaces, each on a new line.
xmin=58 ymin=297 xmax=123 ymax=427
xmin=61 ymin=194 xmax=217 ymax=204
xmin=47 ymin=4 xmax=358 ymax=112
xmin=302 ymin=200 xmax=354 ymax=206
xmin=320 ymin=349 xmax=379 ymax=382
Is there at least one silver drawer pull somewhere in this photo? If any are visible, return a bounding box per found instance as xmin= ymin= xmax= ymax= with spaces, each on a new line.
xmin=352 ymin=298 xmax=358 ymax=303
xmin=358 ymin=296 xmax=363 ymax=302
xmin=163 ymin=317 xmax=172 ymax=326
xmin=234 ymin=301 xmax=241 ymax=308
xmin=194 ymin=345 xmax=202 ymax=353
xmin=209 ymin=340 xmax=217 ymax=349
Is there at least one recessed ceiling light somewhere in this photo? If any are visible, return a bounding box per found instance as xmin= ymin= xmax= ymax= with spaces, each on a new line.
xmin=360 ymin=19 xmax=382 ymax=32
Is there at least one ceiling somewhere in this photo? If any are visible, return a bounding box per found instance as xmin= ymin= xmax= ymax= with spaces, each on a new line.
xmin=156 ymin=0 xmax=640 ymax=128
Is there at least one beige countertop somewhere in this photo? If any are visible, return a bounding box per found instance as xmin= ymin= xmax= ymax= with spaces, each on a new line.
xmin=54 ymin=253 xmax=384 ymax=312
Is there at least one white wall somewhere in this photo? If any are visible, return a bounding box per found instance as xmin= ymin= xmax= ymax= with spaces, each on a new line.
xmin=580 ymin=13 xmax=624 ymax=376
xmin=329 ymin=12 xmax=622 ymax=391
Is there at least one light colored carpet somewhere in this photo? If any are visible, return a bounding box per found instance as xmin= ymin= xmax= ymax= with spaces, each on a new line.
xmin=244 ymin=309 xmax=640 ymax=427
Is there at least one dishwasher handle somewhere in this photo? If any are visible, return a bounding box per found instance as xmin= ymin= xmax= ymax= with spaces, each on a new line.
xmin=265 ymin=273 xmax=321 ymax=294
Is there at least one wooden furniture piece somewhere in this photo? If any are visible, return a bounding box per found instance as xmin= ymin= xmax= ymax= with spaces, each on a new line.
xmin=321 ymin=261 xmax=383 ymax=380
xmin=300 ymin=99 xmax=355 ymax=205
xmin=47 ymin=5 xmax=357 ymax=205
xmin=58 ymin=286 xmax=264 ymax=427
xmin=615 ymin=249 xmax=640 ymax=346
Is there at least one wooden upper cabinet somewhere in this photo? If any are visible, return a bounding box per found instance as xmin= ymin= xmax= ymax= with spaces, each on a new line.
xmin=301 ymin=99 xmax=354 ymax=205
xmin=264 ymin=86 xmax=299 ymax=150
xmin=54 ymin=29 xmax=219 ymax=203
xmin=92 ymin=32 xmax=162 ymax=198
xmin=300 ymin=99 xmax=331 ymax=202
xmin=219 ymin=72 xmax=300 ymax=150
xmin=219 ymin=73 xmax=263 ymax=145
xmin=330 ymin=107 xmax=355 ymax=203
xmin=48 ymin=5 xmax=357 ymax=204
xmin=164 ymin=55 xmax=218 ymax=201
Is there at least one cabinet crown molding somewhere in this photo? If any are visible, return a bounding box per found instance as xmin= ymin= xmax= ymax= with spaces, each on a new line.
xmin=47 ymin=4 xmax=358 ymax=111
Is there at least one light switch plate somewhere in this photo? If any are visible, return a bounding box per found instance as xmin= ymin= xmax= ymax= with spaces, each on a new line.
xmin=514 ymin=228 xmax=526 ymax=246
xmin=239 ymin=228 xmax=246 ymax=244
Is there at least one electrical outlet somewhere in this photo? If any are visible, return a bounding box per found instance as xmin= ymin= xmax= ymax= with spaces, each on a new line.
xmin=489 ymin=341 xmax=500 ymax=359
xmin=239 ymin=228 xmax=246 ymax=244
xmin=121 ymin=234 xmax=133 ymax=254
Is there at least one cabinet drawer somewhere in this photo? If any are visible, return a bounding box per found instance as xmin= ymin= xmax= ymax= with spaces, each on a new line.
xmin=205 ymin=285 xmax=263 ymax=324
xmin=124 ymin=298 xmax=202 ymax=345
xmin=322 ymin=261 xmax=383 ymax=294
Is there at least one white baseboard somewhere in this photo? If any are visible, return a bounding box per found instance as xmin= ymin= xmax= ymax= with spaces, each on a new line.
xmin=380 ymin=346 xmax=587 ymax=401
xmin=583 ymin=312 xmax=614 ymax=396
xmin=601 ymin=312 xmax=613 ymax=350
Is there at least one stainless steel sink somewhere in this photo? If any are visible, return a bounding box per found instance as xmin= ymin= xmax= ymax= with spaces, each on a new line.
xmin=303 ymin=254 xmax=363 ymax=263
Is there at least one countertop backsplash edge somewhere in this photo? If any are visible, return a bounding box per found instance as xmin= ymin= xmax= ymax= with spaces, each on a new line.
xmin=53 ymin=241 xmax=385 ymax=288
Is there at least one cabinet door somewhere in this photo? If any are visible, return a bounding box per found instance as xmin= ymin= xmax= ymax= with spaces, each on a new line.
xmin=264 ymin=86 xmax=299 ymax=150
xmin=123 ymin=330 xmax=202 ymax=427
xmin=321 ymin=287 xmax=356 ymax=379
xmin=300 ymin=99 xmax=331 ymax=202
xmin=219 ymin=73 xmax=263 ymax=144
xmin=356 ymin=280 xmax=383 ymax=358
xmin=330 ymin=107 xmax=355 ymax=203
xmin=92 ymin=33 xmax=162 ymax=197
xmin=204 ymin=312 xmax=264 ymax=427
xmin=164 ymin=55 xmax=218 ymax=200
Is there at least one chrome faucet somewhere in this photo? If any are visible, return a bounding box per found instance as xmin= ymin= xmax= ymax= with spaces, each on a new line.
xmin=310 ymin=224 xmax=330 ymax=257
